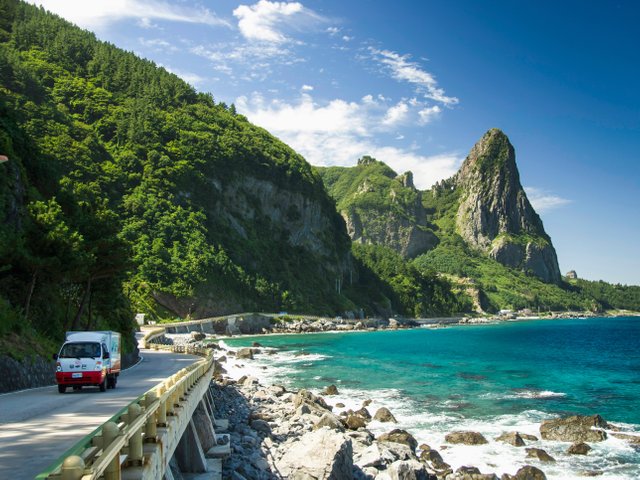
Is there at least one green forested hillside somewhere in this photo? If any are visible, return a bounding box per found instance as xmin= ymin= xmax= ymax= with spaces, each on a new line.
xmin=320 ymin=155 xmax=640 ymax=314
xmin=0 ymin=0 xmax=357 ymax=354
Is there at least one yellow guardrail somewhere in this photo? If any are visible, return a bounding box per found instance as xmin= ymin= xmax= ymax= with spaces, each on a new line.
xmin=35 ymin=345 xmax=215 ymax=480
xmin=138 ymin=326 xmax=167 ymax=349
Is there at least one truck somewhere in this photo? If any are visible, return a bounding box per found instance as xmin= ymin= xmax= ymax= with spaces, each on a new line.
xmin=53 ymin=331 xmax=121 ymax=394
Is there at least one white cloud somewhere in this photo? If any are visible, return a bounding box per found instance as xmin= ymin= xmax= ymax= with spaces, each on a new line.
xmin=26 ymin=0 xmax=229 ymax=30
xmin=139 ymin=37 xmax=179 ymax=52
xmin=233 ymin=0 xmax=325 ymax=43
xmin=236 ymin=92 xmax=462 ymax=188
xmin=326 ymin=26 xmax=340 ymax=35
xmin=382 ymin=101 xmax=409 ymax=126
xmin=418 ymin=105 xmax=441 ymax=124
xmin=301 ymin=84 xmax=314 ymax=91
xmin=342 ymin=35 xmax=353 ymax=42
xmin=162 ymin=66 xmax=205 ymax=86
xmin=370 ymin=48 xmax=458 ymax=106
xmin=525 ymin=187 xmax=572 ymax=213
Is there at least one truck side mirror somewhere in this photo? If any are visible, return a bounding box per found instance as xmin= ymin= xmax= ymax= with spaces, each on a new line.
xmin=103 ymin=351 xmax=110 ymax=359
xmin=52 ymin=353 xmax=58 ymax=360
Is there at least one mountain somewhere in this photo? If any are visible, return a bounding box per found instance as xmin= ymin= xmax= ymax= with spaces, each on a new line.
xmin=318 ymin=130 xmax=640 ymax=313
xmin=453 ymin=129 xmax=561 ymax=283
xmin=0 ymin=0 xmax=354 ymax=350
xmin=319 ymin=129 xmax=560 ymax=284
xmin=320 ymin=156 xmax=438 ymax=258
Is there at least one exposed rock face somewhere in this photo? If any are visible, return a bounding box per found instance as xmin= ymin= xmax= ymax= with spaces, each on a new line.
xmin=539 ymin=415 xmax=608 ymax=442
xmin=445 ymin=431 xmax=488 ymax=445
xmin=502 ymin=465 xmax=547 ymax=480
xmin=454 ymin=129 xmax=561 ymax=284
xmin=275 ymin=428 xmax=354 ymax=480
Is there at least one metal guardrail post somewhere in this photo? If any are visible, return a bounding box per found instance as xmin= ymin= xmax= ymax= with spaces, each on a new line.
xmin=145 ymin=391 xmax=158 ymax=440
xmin=102 ymin=422 xmax=120 ymax=480
xmin=128 ymin=404 xmax=143 ymax=466
xmin=60 ymin=456 xmax=84 ymax=480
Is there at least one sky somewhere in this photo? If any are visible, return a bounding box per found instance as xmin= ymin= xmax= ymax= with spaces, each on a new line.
xmin=27 ymin=0 xmax=640 ymax=285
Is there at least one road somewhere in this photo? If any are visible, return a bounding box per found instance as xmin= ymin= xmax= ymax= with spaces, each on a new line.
xmin=0 ymin=349 xmax=199 ymax=480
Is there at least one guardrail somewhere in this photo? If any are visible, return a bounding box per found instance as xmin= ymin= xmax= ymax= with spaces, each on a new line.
xmin=36 ymin=345 xmax=215 ymax=480
xmin=137 ymin=326 xmax=167 ymax=349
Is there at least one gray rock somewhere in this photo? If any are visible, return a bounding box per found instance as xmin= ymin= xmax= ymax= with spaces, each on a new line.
xmin=373 ymin=407 xmax=398 ymax=423
xmin=419 ymin=449 xmax=450 ymax=474
xmin=344 ymin=414 xmax=368 ymax=430
xmin=525 ymin=448 xmax=555 ymax=463
xmin=236 ymin=347 xmax=254 ymax=359
xmin=386 ymin=460 xmax=431 ymax=480
xmin=519 ymin=434 xmax=539 ymax=442
xmin=447 ymin=466 xmax=499 ymax=480
xmin=445 ymin=431 xmax=488 ymax=445
xmin=250 ymin=419 xmax=271 ymax=435
xmin=539 ymin=415 xmax=608 ymax=442
xmin=502 ymin=465 xmax=547 ymax=480
xmin=377 ymin=429 xmax=418 ymax=451
xmin=567 ymin=442 xmax=591 ymax=455
xmin=275 ymin=428 xmax=353 ymax=480
xmin=496 ymin=432 xmax=525 ymax=447
xmin=323 ymin=385 xmax=339 ymax=395
xmin=315 ymin=413 xmax=345 ymax=432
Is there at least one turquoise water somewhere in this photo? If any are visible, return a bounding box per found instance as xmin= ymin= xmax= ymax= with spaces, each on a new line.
xmin=225 ymin=317 xmax=640 ymax=479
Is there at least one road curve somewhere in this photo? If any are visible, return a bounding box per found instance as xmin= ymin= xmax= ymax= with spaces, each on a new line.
xmin=0 ymin=349 xmax=200 ymax=480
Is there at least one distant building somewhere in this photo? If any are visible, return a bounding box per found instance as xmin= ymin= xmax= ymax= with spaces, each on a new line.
xmin=566 ymin=270 xmax=578 ymax=279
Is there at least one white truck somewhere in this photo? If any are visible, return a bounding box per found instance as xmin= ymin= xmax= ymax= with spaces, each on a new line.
xmin=53 ymin=331 xmax=121 ymax=393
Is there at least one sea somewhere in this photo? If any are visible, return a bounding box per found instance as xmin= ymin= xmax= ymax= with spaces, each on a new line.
xmin=222 ymin=316 xmax=640 ymax=479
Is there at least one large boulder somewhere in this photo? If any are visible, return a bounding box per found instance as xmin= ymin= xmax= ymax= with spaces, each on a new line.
xmin=567 ymin=442 xmax=591 ymax=455
xmin=496 ymin=432 xmax=525 ymax=447
xmin=314 ymin=413 xmax=345 ymax=432
xmin=374 ymin=407 xmax=398 ymax=423
xmin=525 ymin=448 xmax=555 ymax=463
xmin=344 ymin=414 xmax=368 ymax=430
xmin=323 ymin=385 xmax=339 ymax=395
xmin=419 ymin=449 xmax=451 ymax=475
xmin=378 ymin=429 xmax=419 ymax=451
xmin=448 ymin=466 xmax=499 ymax=480
xmin=236 ymin=348 xmax=254 ymax=359
xmin=293 ymin=389 xmax=333 ymax=413
xmin=386 ymin=460 xmax=431 ymax=480
xmin=539 ymin=415 xmax=608 ymax=442
xmin=445 ymin=431 xmax=488 ymax=445
xmin=275 ymin=428 xmax=353 ymax=480
xmin=501 ymin=465 xmax=547 ymax=480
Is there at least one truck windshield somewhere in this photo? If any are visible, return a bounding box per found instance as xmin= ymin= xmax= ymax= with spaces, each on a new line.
xmin=59 ymin=342 xmax=101 ymax=359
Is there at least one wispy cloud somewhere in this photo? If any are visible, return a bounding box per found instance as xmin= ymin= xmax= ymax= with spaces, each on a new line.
xmin=27 ymin=0 xmax=229 ymax=30
xmin=233 ymin=0 xmax=326 ymax=44
xmin=236 ymin=92 xmax=462 ymax=188
xmin=138 ymin=37 xmax=179 ymax=52
xmin=370 ymin=47 xmax=458 ymax=106
xmin=161 ymin=66 xmax=205 ymax=87
xmin=525 ymin=187 xmax=572 ymax=213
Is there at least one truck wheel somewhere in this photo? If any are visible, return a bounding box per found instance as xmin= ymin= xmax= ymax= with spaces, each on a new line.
xmin=107 ymin=375 xmax=114 ymax=389
xmin=58 ymin=385 xmax=66 ymax=394
xmin=99 ymin=377 xmax=107 ymax=392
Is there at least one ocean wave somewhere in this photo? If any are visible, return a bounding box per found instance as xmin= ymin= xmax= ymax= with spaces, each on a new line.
xmin=480 ymin=389 xmax=567 ymax=400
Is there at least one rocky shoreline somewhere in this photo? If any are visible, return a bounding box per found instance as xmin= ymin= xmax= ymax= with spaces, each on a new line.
xmin=185 ymin=337 xmax=640 ymax=480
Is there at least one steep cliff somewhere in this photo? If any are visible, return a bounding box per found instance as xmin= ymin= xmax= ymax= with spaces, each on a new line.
xmin=453 ymin=129 xmax=561 ymax=283
xmin=318 ymin=157 xmax=438 ymax=259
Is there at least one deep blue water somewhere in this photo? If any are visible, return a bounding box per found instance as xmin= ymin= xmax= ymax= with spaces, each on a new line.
xmin=225 ymin=317 xmax=640 ymax=479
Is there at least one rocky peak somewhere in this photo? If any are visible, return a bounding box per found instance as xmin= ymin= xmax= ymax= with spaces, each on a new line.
xmin=396 ymin=171 xmax=415 ymax=190
xmin=454 ymin=129 xmax=561 ymax=284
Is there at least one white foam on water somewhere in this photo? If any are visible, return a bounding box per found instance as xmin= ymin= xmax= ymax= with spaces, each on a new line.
xmin=218 ymin=342 xmax=640 ymax=479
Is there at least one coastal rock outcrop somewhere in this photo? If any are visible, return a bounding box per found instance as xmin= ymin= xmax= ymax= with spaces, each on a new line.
xmin=539 ymin=415 xmax=608 ymax=442
xmin=275 ymin=428 xmax=354 ymax=480
xmin=373 ymin=407 xmax=398 ymax=423
xmin=567 ymin=442 xmax=591 ymax=455
xmin=502 ymin=465 xmax=547 ymax=480
xmin=377 ymin=429 xmax=419 ymax=451
xmin=496 ymin=432 xmax=525 ymax=446
xmin=445 ymin=431 xmax=488 ymax=445
xmin=525 ymin=448 xmax=555 ymax=463
xmin=453 ymin=129 xmax=561 ymax=284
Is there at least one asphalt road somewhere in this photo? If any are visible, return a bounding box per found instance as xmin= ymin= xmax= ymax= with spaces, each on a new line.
xmin=0 ymin=349 xmax=199 ymax=480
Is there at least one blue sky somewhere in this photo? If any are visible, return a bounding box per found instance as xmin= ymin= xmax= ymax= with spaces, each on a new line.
xmin=29 ymin=0 xmax=640 ymax=285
